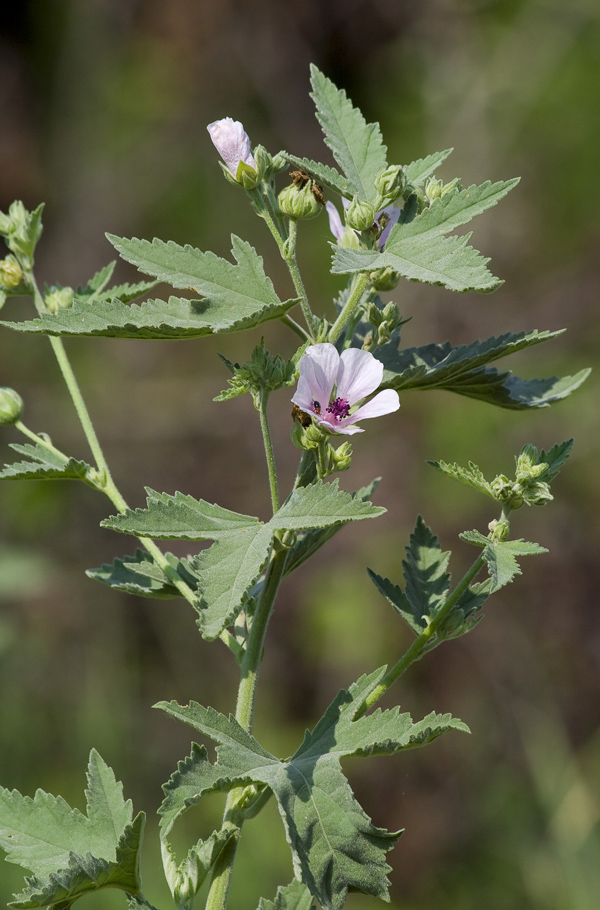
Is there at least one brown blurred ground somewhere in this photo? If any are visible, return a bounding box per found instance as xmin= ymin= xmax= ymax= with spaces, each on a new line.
xmin=0 ymin=2 xmax=599 ymax=908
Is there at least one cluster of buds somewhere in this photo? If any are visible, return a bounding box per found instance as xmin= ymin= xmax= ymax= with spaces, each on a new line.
xmin=0 ymin=200 xmax=43 ymax=271
xmin=215 ymin=341 xmax=295 ymax=408
xmin=490 ymin=445 xmax=553 ymax=509
xmin=278 ymin=178 xmax=323 ymax=221
xmin=424 ymin=176 xmax=461 ymax=205
xmin=44 ymin=285 xmax=74 ymax=314
xmin=0 ymin=387 xmax=24 ymax=425
xmin=0 ymin=255 xmax=25 ymax=309
xmin=291 ymin=415 xmax=353 ymax=475
xmin=362 ymin=300 xmax=403 ymax=351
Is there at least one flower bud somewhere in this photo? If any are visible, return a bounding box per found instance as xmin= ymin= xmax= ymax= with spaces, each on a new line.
xmin=44 ymin=286 xmax=74 ymax=314
xmin=278 ymin=183 xmax=321 ymax=220
xmin=0 ymin=255 xmax=23 ymax=289
xmin=207 ymin=117 xmax=259 ymax=187
xmin=0 ymin=387 xmax=24 ymax=425
xmin=331 ymin=441 xmax=352 ymax=472
xmin=425 ymin=178 xmax=444 ymax=203
xmin=344 ymin=196 xmax=376 ymax=231
xmin=374 ymin=165 xmax=405 ymax=208
xmin=369 ymin=266 xmax=399 ymax=291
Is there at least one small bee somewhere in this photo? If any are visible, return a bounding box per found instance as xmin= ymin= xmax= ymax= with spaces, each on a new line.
xmin=289 ymin=169 xmax=326 ymax=206
xmin=291 ymin=403 xmax=312 ymax=428
xmin=313 ymin=400 xmax=321 ymax=415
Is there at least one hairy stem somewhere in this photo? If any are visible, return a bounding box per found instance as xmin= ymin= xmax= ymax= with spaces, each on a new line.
xmin=328 ymin=272 xmax=371 ymax=345
xmin=258 ymin=392 xmax=280 ymax=514
xmin=356 ymin=553 xmax=487 ymax=717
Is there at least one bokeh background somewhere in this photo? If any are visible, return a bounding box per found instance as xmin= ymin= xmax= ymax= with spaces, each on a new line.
xmin=1 ymin=1 xmax=599 ymax=908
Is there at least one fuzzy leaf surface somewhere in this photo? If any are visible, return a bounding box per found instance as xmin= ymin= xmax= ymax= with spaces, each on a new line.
xmin=0 ymin=751 xmax=143 ymax=908
xmin=535 ymin=439 xmax=574 ymax=482
xmin=427 ymin=460 xmax=495 ymax=499
xmin=0 ymin=443 xmax=92 ymax=483
xmin=72 ymin=262 xmax=158 ymax=305
xmin=2 ymin=235 xmax=298 ymax=339
xmin=403 ymin=150 xmax=453 ymax=186
xmin=258 ymin=880 xmax=315 ymax=910
xmin=310 ymin=65 xmax=387 ymax=203
xmin=461 ymin=530 xmax=548 ymax=591
xmin=368 ymin=516 xmax=490 ymax=638
xmin=332 ymin=180 xmax=519 ymax=292
xmin=86 ymin=549 xmax=199 ymax=599
xmin=157 ymin=668 xmax=467 ymax=910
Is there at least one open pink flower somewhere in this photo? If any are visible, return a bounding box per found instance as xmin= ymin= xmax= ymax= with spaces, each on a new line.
xmin=292 ymin=343 xmax=399 ymax=435
xmin=206 ymin=117 xmax=257 ymax=178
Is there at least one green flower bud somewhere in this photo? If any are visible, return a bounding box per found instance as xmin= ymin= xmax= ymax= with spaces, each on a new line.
xmin=331 ymin=441 xmax=352 ymax=472
xmin=252 ymin=144 xmax=273 ymax=178
xmin=278 ymin=182 xmax=321 ymax=220
xmin=425 ymin=177 xmax=443 ymax=203
xmin=374 ymin=165 xmax=405 ymax=207
xmin=489 ymin=518 xmax=511 ymax=541
xmin=339 ymin=226 xmax=362 ymax=249
xmin=369 ymin=266 xmax=399 ymax=291
xmin=0 ymin=387 xmax=24 ymax=425
xmin=0 ymin=255 xmax=23 ymax=289
xmin=271 ymin=151 xmax=289 ymax=172
xmin=441 ymin=177 xmax=461 ymax=197
xmin=344 ymin=196 xmax=376 ymax=231
xmin=44 ymin=286 xmax=74 ymax=314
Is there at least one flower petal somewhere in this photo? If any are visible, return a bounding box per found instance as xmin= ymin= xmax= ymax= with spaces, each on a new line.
xmin=341 ymin=389 xmax=400 ymax=425
xmin=336 ymin=348 xmax=383 ymax=403
xmin=325 ymin=202 xmax=344 ymax=241
xmin=378 ymin=205 xmax=400 ymax=248
xmin=207 ymin=118 xmax=256 ymax=175
xmin=297 ymin=344 xmax=340 ymax=407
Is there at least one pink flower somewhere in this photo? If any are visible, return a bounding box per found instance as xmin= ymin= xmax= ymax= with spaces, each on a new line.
xmin=206 ymin=117 xmax=257 ymax=179
xmin=325 ymin=200 xmax=400 ymax=248
xmin=292 ymin=343 xmax=399 ymax=435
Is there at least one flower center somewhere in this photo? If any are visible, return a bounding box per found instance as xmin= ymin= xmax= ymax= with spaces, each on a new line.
xmin=326 ymin=397 xmax=351 ymax=421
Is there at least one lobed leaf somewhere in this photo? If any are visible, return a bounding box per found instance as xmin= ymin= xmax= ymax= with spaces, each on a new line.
xmin=86 ymin=549 xmax=199 ymax=599
xmin=536 ymin=438 xmax=574 ymax=482
xmin=427 ymin=460 xmax=495 ymax=499
xmin=403 ymin=150 xmax=453 ymax=186
xmin=310 ymin=65 xmax=388 ymax=203
xmin=0 ymin=443 xmax=93 ymax=483
xmin=157 ymin=668 xmax=467 ymax=910
xmin=461 ymin=531 xmax=548 ymax=591
xmin=257 ymin=880 xmax=315 ymax=910
xmin=2 ymin=235 xmax=299 ymax=339
xmin=0 ymin=751 xmax=144 ymax=908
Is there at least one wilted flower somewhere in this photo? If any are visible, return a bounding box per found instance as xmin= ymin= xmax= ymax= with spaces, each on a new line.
xmin=326 ymin=198 xmax=400 ymax=248
xmin=206 ymin=117 xmax=257 ymax=181
xmin=291 ymin=343 xmax=399 ymax=435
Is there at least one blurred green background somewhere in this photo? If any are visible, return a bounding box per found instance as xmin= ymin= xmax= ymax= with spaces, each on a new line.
xmin=1 ymin=1 xmax=599 ymax=907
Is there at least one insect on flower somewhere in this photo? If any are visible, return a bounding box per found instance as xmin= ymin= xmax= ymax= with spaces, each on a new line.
xmin=291 ymin=343 xmax=399 ymax=435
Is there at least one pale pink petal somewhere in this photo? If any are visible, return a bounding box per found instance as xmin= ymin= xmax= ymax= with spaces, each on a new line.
xmin=378 ymin=205 xmax=400 ymax=248
xmin=207 ymin=118 xmax=256 ymax=176
xmin=337 ymin=348 xmax=383 ymax=403
xmin=291 ymin=375 xmax=317 ymax=412
xmin=315 ymin=414 xmax=365 ymax=435
xmin=325 ymin=202 xmax=344 ymax=240
xmin=297 ymin=344 xmax=340 ymax=406
xmin=341 ymin=389 xmax=400 ymax=426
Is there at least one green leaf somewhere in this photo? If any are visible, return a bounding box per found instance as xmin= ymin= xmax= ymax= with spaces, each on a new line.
xmin=271 ymin=479 xmax=385 ymax=530
xmin=310 ymin=66 xmax=387 ymax=203
xmin=257 ymin=880 xmax=315 ymax=910
xmin=86 ymin=549 xmax=199 ymax=599
xmin=157 ymin=668 xmax=467 ymax=910
xmin=0 ymin=750 xmax=144 ymax=908
xmin=0 ymin=443 xmax=93 ymax=483
xmin=373 ymin=329 xmax=587 ymax=410
xmin=427 ymin=460 xmax=495 ymax=499
xmin=102 ymin=490 xmax=261 ymax=540
xmin=2 ymin=235 xmax=299 ymax=339
xmin=403 ymin=150 xmax=453 ymax=187
xmin=284 ymin=154 xmax=352 ymax=197
xmin=368 ymin=516 xmax=451 ymax=634
xmin=190 ymin=527 xmax=273 ymax=640
xmin=332 ymin=180 xmax=519 ymax=293
xmin=461 ymin=532 xmax=548 ymax=591
xmin=369 ymin=517 xmax=490 ymax=639
xmin=536 ymin=439 xmax=574 ymax=482
xmin=283 ymin=479 xmax=381 ymax=578
xmin=161 ymin=824 xmax=237 ymax=907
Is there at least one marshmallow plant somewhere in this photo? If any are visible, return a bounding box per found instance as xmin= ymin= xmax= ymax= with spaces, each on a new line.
xmin=0 ymin=66 xmax=588 ymax=910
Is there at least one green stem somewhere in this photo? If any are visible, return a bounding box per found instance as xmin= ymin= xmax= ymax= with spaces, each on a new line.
xmin=14 ymin=419 xmax=72 ymax=462
xmin=282 ymin=313 xmax=311 ymax=341
xmin=356 ymin=553 xmax=487 ymax=717
xmin=205 ymin=540 xmax=290 ymax=910
xmin=258 ymin=392 xmax=279 ymax=514
xmin=328 ymin=272 xmax=371 ymax=345
xmin=283 ymin=219 xmax=317 ymax=338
